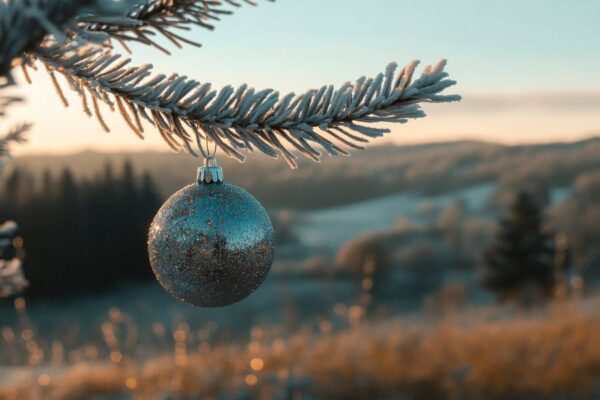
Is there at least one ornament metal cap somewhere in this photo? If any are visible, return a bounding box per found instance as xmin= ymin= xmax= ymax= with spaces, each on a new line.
xmin=197 ymin=157 xmax=224 ymax=184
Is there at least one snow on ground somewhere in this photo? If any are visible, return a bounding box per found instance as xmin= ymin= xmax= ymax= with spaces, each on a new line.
xmin=295 ymin=183 xmax=495 ymax=250
xmin=296 ymin=183 xmax=572 ymax=250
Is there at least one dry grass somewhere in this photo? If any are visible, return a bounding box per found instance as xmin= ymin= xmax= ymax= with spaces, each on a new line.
xmin=1 ymin=298 xmax=600 ymax=400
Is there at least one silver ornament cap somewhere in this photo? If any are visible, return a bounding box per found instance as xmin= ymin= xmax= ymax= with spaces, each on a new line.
xmin=197 ymin=157 xmax=224 ymax=184
xmin=148 ymin=159 xmax=274 ymax=308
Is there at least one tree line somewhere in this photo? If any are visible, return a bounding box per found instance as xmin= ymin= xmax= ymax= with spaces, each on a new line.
xmin=0 ymin=161 xmax=162 ymax=299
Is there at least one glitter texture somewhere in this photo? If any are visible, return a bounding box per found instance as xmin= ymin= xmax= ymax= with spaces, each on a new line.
xmin=148 ymin=182 xmax=274 ymax=307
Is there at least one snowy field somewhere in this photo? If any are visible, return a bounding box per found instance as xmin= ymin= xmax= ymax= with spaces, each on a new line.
xmin=296 ymin=183 xmax=571 ymax=250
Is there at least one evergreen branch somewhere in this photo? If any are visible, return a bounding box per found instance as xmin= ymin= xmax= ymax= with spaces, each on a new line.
xmin=34 ymin=45 xmax=460 ymax=168
xmin=0 ymin=96 xmax=23 ymax=117
xmin=1 ymin=0 xmax=460 ymax=168
xmin=0 ymin=0 xmax=94 ymax=80
xmin=0 ymin=123 xmax=30 ymax=171
xmin=0 ymin=0 xmax=145 ymax=81
xmin=0 ymin=95 xmax=29 ymax=167
xmin=79 ymin=0 xmax=273 ymax=54
xmin=0 ymin=0 xmax=269 ymax=79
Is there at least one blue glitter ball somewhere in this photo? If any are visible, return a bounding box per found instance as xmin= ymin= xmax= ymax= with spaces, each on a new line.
xmin=148 ymin=182 xmax=274 ymax=307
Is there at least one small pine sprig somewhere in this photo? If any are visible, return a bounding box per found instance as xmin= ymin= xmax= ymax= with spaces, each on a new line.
xmin=33 ymin=44 xmax=459 ymax=167
xmin=0 ymin=95 xmax=29 ymax=170
xmin=0 ymin=122 xmax=30 ymax=170
xmin=0 ymin=96 xmax=23 ymax=117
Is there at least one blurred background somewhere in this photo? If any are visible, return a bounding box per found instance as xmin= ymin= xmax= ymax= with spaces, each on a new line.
xmin=2 ymin=144 xmax=600 ymax=399
xmin=1 ymin=0 xmax=600 ymax=399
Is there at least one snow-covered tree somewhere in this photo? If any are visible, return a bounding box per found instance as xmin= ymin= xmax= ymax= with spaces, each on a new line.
xmin=481 ymin=191 xmax=556 ymax=306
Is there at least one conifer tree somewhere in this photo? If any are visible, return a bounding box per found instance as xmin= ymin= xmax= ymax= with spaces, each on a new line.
xmin=481 ymin=191 xmax=556 ymax=305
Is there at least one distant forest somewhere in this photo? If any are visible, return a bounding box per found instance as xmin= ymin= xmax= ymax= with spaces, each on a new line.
xmin=0 ymin=161 xmax=162 ymax=298
xmin=8 ymin=138 xmax=600 ymax=210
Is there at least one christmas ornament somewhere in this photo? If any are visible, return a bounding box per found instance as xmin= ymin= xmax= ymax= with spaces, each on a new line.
xmin=148 ymin=158 xmax=274 ymax=307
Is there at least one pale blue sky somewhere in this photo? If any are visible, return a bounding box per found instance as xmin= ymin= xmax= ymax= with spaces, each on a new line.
xmin=132 ymin=0 xmax=600 ymax=92
xmin=10 ymin=0 xmax=600 ymax=154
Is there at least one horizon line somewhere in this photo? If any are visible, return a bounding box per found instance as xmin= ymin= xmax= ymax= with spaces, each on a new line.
xmin=14 ymin=133 xmax=600 ymax=158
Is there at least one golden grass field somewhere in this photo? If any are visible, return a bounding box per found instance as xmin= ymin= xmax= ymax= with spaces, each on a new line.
xmin=1 ymin=295 xmax=599 ymax=400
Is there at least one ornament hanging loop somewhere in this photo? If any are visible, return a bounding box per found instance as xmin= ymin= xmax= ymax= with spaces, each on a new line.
xmin=197 ymin=156 xmax=224 ymax=184
xmin=205 ymin=156 xmax=218 ymax=168
xmin=197 ymin=125 xmax=218 ymax=159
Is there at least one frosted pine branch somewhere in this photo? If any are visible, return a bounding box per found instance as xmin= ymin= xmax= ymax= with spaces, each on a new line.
xmin=1 ymin=0 xmax=270 ymax=78
xmin=34 ymin=46 xmax=460 ymax=167
xmin=79 ymin=0 xmax=274 ymax=54
xmin=2 ymin=0 xmax=460 ymax=167
xmin=0 ymin=95 xmax=23 ymax=116
xmin=0 ymin=124 xmax=29 ymax=171
xmin=0 ymin=0 xmax=96 ymax=79
xmin=0 ymin=95 xmax=29 ymax=171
